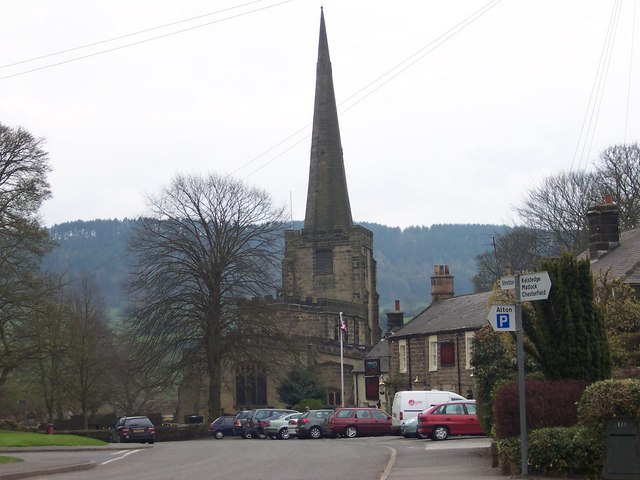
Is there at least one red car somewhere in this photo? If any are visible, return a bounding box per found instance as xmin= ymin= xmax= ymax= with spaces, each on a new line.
xmin=327 ymin=407 xmax=392 ymax=438
xmin=416 ymin=400 xmax=484 ymax=441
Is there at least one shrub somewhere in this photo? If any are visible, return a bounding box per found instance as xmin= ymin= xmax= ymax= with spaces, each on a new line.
xmin=294 ymin=398 xmax=325 ymax=411
xmin=498 ymin=426 xmax=600 ymax=477
xmin=577 ymin=378 xmax=640 ymax=460
xmin=494 ymin=379 xmax=588 ymax=439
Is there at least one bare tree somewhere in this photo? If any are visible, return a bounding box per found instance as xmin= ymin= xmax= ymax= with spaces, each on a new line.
xmin=127 ymin=173 xmax=290 ymax=419
xmin=594 ymin=143 xmax=640 ymax=229
xmin=473 ymin=227 xmax=550 ymax=292
xmin=515 ymin=170 xmax=600 ymax=253
xmin=62 ymin=274 xmax=113 ymax=429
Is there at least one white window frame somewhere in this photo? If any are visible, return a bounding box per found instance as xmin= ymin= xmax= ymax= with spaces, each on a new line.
xmin=428 ymin=335 xmax=438 ymax=372
xmin=465 ymin=331 xmax=474 ymax=370
xmin=398 ymin=339 xmax=407 ymax=373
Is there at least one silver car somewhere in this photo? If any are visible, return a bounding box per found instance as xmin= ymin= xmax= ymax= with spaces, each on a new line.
xmin=263 ymin=412 xmax=302 ymax=439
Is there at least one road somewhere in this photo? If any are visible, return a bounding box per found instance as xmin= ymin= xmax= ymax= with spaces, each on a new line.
xmin=4 ymin=436 xmax=496 ymax=480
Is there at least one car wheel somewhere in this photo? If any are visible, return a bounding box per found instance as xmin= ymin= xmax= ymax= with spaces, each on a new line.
xmin=309 ymin=426 xmax=322 ymax=439
xmin=416 ymin=431 xmax=430 ymax=440
xmin=148 ymin=439 xmax=155 ymax=444
xmin=214 ymin=430 xmax=224 ymax=439
xmin=243 ymin=432 xmax=253 ymax=439
xmin=344 ymin=426 xmax=358 ymax=438
xmin=431 ymin=426 xmax=449 ymax=441
xmin=279 ymin=428 xmax=291 ymax=440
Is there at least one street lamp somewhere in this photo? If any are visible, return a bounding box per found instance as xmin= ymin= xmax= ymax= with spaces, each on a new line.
xmin=378 ymin=376 xmax=386 ymax=396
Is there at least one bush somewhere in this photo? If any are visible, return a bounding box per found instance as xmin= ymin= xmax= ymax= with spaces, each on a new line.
xmin=294 ymin=398 xmax=325 ymax=411
xmin=494 ymin=379 xmax=588 ymax=439
xmin=498 ymin=426 xmax=600 ymax=477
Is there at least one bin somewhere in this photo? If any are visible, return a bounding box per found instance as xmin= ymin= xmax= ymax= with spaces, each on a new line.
xmin=603 ymin=419 xmax=640 ymax=479
xmin=46 ymin=423 xmax=54 ymax=435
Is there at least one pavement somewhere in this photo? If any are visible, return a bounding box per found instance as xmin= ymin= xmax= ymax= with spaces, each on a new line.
xmin=0 ymin=445 xmax=149 ymax=480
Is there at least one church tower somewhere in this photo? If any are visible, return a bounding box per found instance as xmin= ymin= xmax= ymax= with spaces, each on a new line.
xmin=282 ymin=9 xmax=381 ymax=348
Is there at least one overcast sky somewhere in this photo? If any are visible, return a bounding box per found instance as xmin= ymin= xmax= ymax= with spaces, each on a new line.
xmin=1 ymin=0 xmax=638 ymax=229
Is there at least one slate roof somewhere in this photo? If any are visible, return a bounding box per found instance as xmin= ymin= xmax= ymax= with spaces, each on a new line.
xmin=589 ymin=228 xmax=640 ymax=286
xmin=389 ymin=291 xmax=492 ymax=339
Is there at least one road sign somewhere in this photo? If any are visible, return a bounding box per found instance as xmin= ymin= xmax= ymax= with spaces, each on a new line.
xmin=500 ymin=276 xmax=515 ymax=290
xmin=519 ymin=271 xmax=551 ymax=301
xmin=487 ymin=304 xmax=516 ymax=331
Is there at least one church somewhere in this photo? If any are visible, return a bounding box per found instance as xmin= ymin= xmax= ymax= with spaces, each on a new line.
xmin=176 ymin=9 xmax=382 ymax=418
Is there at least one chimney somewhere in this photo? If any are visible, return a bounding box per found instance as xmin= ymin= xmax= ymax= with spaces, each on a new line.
xmin=386 ymin=300 xmax=404 ymax=334
xmin=431 ymin=265 xmax=454 ymax=303
xmin=587 ymin=195 xmax=620 ymax=260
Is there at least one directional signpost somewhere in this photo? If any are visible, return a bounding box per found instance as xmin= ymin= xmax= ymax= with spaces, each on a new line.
xmin=489 ymin=271 xmax=552 ymax=478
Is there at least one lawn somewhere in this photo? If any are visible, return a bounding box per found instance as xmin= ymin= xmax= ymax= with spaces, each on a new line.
xmin=0 ymin=429 xmax=106 ymax=448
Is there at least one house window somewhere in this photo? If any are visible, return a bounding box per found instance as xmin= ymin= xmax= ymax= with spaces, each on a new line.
xmin=398 ymin=339 xmax=407 ymax=373
xmin=465 ymin=331 xmax=475 ymax=370
xmin=440 ymin=342 xmax=455 ymax=366
xmin=236 ymin=365 xmax=267 ymax=408
xmin=315 ymin=249 xmax=333 ymax=275
xmin=428 ymin=335 xmax=438 ymax=372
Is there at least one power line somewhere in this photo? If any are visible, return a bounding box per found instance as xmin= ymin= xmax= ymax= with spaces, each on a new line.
xmin=0 ymin=0 xmax=293 ymax=81
xmin=624 ymin=0 xmax=637 ymax=144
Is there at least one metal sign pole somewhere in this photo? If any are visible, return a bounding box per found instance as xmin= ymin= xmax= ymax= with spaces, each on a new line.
xmin=515 ymin=273 xmax=528 ymax=477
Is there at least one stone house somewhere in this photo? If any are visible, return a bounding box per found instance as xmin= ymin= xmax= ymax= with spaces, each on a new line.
xmin=384 ymin=265 xmax=490 ymax=401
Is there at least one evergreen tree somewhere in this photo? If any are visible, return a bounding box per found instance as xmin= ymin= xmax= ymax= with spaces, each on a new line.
xmin=276 ymin=365 xmax=326 ymax=407
xmin=523 ymin=253 xmax=611 ymax=381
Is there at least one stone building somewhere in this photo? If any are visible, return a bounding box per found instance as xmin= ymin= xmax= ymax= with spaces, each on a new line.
xmin=383 ymin=266 xmax=489 ymax=401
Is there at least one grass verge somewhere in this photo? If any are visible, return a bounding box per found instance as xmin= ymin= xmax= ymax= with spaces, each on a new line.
xmin=0 ymin=429 xmax=106 ymax=447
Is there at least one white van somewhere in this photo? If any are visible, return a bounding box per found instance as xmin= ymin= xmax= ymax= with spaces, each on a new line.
xmin=391 ymin=390 xmax=465 ymax=434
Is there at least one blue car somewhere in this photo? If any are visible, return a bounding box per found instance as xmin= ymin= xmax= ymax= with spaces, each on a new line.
xmin=208 ymin=415 xmax=237 ymax=439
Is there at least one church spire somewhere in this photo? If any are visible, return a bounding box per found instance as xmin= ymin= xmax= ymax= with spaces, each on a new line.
xmin=303 ymin=8 xmax=353 ymax=232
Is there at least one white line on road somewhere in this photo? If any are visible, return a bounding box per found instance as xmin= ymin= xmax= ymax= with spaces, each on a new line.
xmin=102 ymin=449 xmax=142 ymax=465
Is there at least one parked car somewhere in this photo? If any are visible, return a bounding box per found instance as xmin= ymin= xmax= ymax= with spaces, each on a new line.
xmin=233 ymin=410 xmax=254 ymax=438
xmin=263 ymin=412 xmax=302 ymax=439
xmin=208 ymin=415 xmax=237 ymax=439
xmin=327 ymin=407 xmax=392 ymax=438
xmin=416 ymin=400 xmax=484 ymax=441
xmin=243 ymin=408 xmax=298 ymax=439
xmin=110 ymin=416 xmax=155 ymax=444
xmin=296 ymin=409 xmax=334 ymax=439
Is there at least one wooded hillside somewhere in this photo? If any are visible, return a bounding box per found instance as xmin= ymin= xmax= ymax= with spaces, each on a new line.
xmin=42 ymin=219 xmax=509 ymax=319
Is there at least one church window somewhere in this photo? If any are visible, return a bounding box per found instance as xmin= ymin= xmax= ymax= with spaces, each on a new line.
xmin=327 ymin=390 xmax=341 ymax=406
xmin=236 ymin=365 xmax=267 ymax=408
xmin=315 ymin=249 xmax=333 ymax=275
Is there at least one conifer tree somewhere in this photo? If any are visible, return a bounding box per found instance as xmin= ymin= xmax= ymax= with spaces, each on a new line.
xmin=523 ymin=253 xmax=611 ymax=381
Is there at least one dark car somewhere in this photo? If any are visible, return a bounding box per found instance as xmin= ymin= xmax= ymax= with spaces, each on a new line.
xmin=243 ymin=408 xmax=298 ymax=439
xmin=296 ymin=409 xmax=334 ymax=439
xmin=110 ymin=416 xmax=155 ymax=444
xmin=327 ymin=407 xmax=391 ymax=438
xmin=208 ymin=415 xmax=236 ymax=439
xmin=416 ymin=400 xmax=483 ymax=441
xmin=233 ymin=410 xmax=254 ymax=438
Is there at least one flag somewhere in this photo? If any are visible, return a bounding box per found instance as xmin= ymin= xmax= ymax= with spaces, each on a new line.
xmin=340 ymin=317 xmax=347 ymax=333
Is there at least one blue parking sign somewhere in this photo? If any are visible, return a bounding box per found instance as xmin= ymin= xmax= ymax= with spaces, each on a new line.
xmin=497 ymin=313 xmax=510 ymax=329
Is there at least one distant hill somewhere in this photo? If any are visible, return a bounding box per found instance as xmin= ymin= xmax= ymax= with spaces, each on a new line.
xmin=42 ymin=219 xmax=510 ymax=320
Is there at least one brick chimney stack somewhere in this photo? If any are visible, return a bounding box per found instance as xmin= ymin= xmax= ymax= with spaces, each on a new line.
xmin=385 ymin=300 xmax=404 ymax=334
xmin=587 ymin=195 xmax=620 ymax=260
xmin=431 ymin=265 xmax=454 ymax=303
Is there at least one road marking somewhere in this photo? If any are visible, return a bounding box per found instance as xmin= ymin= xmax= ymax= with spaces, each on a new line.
xmin=102 ymin=449 xmax=142 ymax=465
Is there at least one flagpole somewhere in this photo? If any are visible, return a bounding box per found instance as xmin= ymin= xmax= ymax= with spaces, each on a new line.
xmin=339 ymin=311 xmax=345 ymax=407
